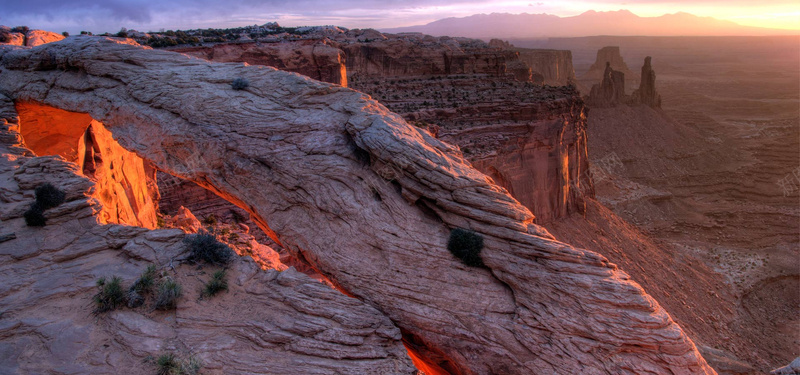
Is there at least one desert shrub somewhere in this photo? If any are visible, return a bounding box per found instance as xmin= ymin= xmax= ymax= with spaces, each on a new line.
xmin=62 ymin=31 xmax=69 ymax=37
xmin=0 ymin=31 xmax=10 ymax=43
xmin=202 ymin=214 xmax=216 ymax=225
xmin=93 ymin=276 xmax=126 ymax=313
xmin=202 ymin=270 xmax=228 ymax=297
xmin=127 ymin=265 xmax=157 ymax=308
xmin=34 ymin=183 xmax=66 ymax=209
xmin=231 ymin=77 xmax=249 ymax=90
xmin=184 ymin=233 xmax=234 ymax=265
xmin=132 ymin=264 xmax=157 ymax=292
xmin=154 ymin=277 xmax=182 ymax=310
xmin=155 ymin=353 xmax=201 ymax=375
xmin=156 ymin=353 xmax=179 ymax=375
xmin=23 ymin=203 xmax=46 ymax=226
xmin=447 ymin=228 xmax=485 ymax=267
xmin=11 ymin=26 xmax=29 ymax=34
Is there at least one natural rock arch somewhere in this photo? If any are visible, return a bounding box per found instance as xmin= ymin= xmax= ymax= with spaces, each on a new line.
xmin=0 ymin=37 xmax=714 ymax=374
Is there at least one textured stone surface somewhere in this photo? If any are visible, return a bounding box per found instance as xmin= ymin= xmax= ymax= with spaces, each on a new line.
xmin=0 ymin=94 xmax=415 ymax=375
xmin=0 ymin=37 xmax=715 ymax=374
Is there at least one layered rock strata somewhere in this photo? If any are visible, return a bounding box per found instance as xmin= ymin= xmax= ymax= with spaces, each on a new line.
xmin=353 ymin=75 xmax=592 ymax=223
xmin=171 ymin=29 xmax=576 ymax=88
xmin=0 ymin=38 xmax=714 ymax=374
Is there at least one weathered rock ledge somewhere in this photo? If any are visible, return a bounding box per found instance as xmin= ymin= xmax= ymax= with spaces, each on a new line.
xmin=0 ymin=37 xmax=714 ymax=374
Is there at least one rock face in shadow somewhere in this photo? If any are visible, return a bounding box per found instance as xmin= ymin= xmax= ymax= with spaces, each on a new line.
xmin=513 ymin=48 xmax=575 ymax=86
xmin=586 ymin=57 xmax=662 ymax=109
xmin=581 ymin=46 xmax=635 ymax=82
xmin=0 ymin=37 xmax=716 ymax=374
xmin=586 ymin=62 xmax=627 ymax=108
xmin=630 ymin=56 xmax=662 ymax=108
xmin=0 ymin=95 xmax=415 ymax=374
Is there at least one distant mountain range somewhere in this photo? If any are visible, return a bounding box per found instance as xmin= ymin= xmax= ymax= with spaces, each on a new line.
xmin=382 ymin=10 xmax=795 ymax=39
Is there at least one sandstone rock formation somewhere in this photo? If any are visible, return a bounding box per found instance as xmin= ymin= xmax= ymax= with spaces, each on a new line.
xmin=514 ymin=48 xmax=576 ymax=86
xmin=173 ymin=40 xmax=348 ymax=86
xmin=586 ymin=57 xmax=662 ymax=109
xmin=0 ymin=95 xmax=415 ymax=374
xmin=581 ymin=46 xmax=635 ymax=82
xmin=169 ymin=29 xmax=575 ymax=89
xmin=24 ymin=29 xmax=65 ymax=46
xmin=14 ymin=101 xmax=159 ymax=228
xmin=630 ymin=56 xmax=662 ymax=108
xmin=0 ymin=27 xmax=64 ymax=47
xmin=0 ymin=37 xmax=715 ymax=374
xmin=586 ymin=62 xmax=627 ymax=108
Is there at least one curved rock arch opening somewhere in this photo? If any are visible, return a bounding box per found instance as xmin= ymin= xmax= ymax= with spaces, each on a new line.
xmin=16 ymin=101 xmax=159 ymax=229
xmin=0 ymin=37 xmax=714 ymax=375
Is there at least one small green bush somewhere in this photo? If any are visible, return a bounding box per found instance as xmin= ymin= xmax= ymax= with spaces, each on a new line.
xmin=184 ymin=233 xmax=234 ymax=265
xmin=447 ymin=228 xmax=485 ymax=267
xmin=132 ymin=264 xmax=157 ymax=293
xmin=202 ymin=214 xmax=217 ymax=225
xmin=24 ymin=203 xmax=46 ymax=227
xmin=231 ymin=78 xmax=249 ymax=90
xmin=155 ymin=353 xmax=201 ymax=375
xmin=154 ymin=277 xmax=182 ymax=311
xmin=202 ymin=270 xmax=228 ymax=297
xmin=34 ymin=183 xmax=66 ymax=209
xmin=127 ymin=265 xmax=157 ymax=308
xmin=156 ymin=353 xmax=180 ymax=375
xmin=93 ymin=276 xmax=126 ymax=313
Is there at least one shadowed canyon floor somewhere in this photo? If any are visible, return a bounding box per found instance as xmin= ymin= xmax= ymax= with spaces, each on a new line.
xmin=558 ymin=36 xmax=799 ymax=373
xmin=0 ymin=37 xmax=717 ymax=374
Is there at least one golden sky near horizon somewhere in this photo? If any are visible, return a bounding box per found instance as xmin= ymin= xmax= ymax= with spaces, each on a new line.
xmin=2 ymin=0 xmax=798 ymax=34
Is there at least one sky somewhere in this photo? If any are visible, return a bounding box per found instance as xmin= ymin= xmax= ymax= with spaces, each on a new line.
xmin=1 ymin=0 xmax=798 ymax=35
